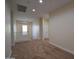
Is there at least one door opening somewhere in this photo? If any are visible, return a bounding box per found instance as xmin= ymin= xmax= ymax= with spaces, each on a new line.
xmin=16 ymin=20 xmax=32 ymax=42
xmin=22 ymin=25 xmax=28 ymax=35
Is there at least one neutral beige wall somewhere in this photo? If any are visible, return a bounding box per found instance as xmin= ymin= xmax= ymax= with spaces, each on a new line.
xmin=39 ymin=14 xmax=49 ymax=40
xmin=48 ymin=1 xmax=74 ymax=54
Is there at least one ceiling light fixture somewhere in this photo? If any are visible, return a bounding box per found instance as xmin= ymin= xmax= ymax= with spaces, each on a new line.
xmin=32 ymin=9 xmax=35 ymax=12
xmin=39 ymin=0 xmax=43 ymax=3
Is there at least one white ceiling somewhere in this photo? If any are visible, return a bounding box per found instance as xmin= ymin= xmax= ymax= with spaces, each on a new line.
xmin=12 ymin=0 xmax=72 ymax=20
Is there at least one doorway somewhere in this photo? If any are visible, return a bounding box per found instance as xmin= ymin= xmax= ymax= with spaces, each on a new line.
xmin=15 ymin=20 xmax=32 ymax=42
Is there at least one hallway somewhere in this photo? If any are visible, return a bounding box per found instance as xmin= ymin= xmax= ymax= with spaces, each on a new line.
xmin=12 ymin=40 xmax=73 ymax=59
xmin=5 ymin=0 xmax=74 ymax=59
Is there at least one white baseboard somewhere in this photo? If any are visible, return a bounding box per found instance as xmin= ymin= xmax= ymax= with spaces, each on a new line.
xmin=5 ymin=50 xmax=12 ymax=59
xmin=5 ymin=58 xmax=15 ymax=59
xmin=9 ymin=49 xmax=12 ymax=58
xmin=48 ymin=41 xmax=74 ymax=55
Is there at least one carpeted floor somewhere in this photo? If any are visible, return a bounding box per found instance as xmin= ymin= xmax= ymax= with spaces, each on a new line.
xmin=11 ymin=40 xmax=74 ymax=59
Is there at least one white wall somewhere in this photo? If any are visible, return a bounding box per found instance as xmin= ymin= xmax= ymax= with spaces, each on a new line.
xmin=5 ymin=0 xmax=11 ymax=57
xmin=32 ymin=20 xmax=40 ymax=39
xmin=48 ymin=1 xmax=74 ymax=54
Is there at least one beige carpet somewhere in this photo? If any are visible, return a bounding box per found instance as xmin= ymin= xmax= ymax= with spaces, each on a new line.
xmin=11 ymin=40 xmax=74 ymax=59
